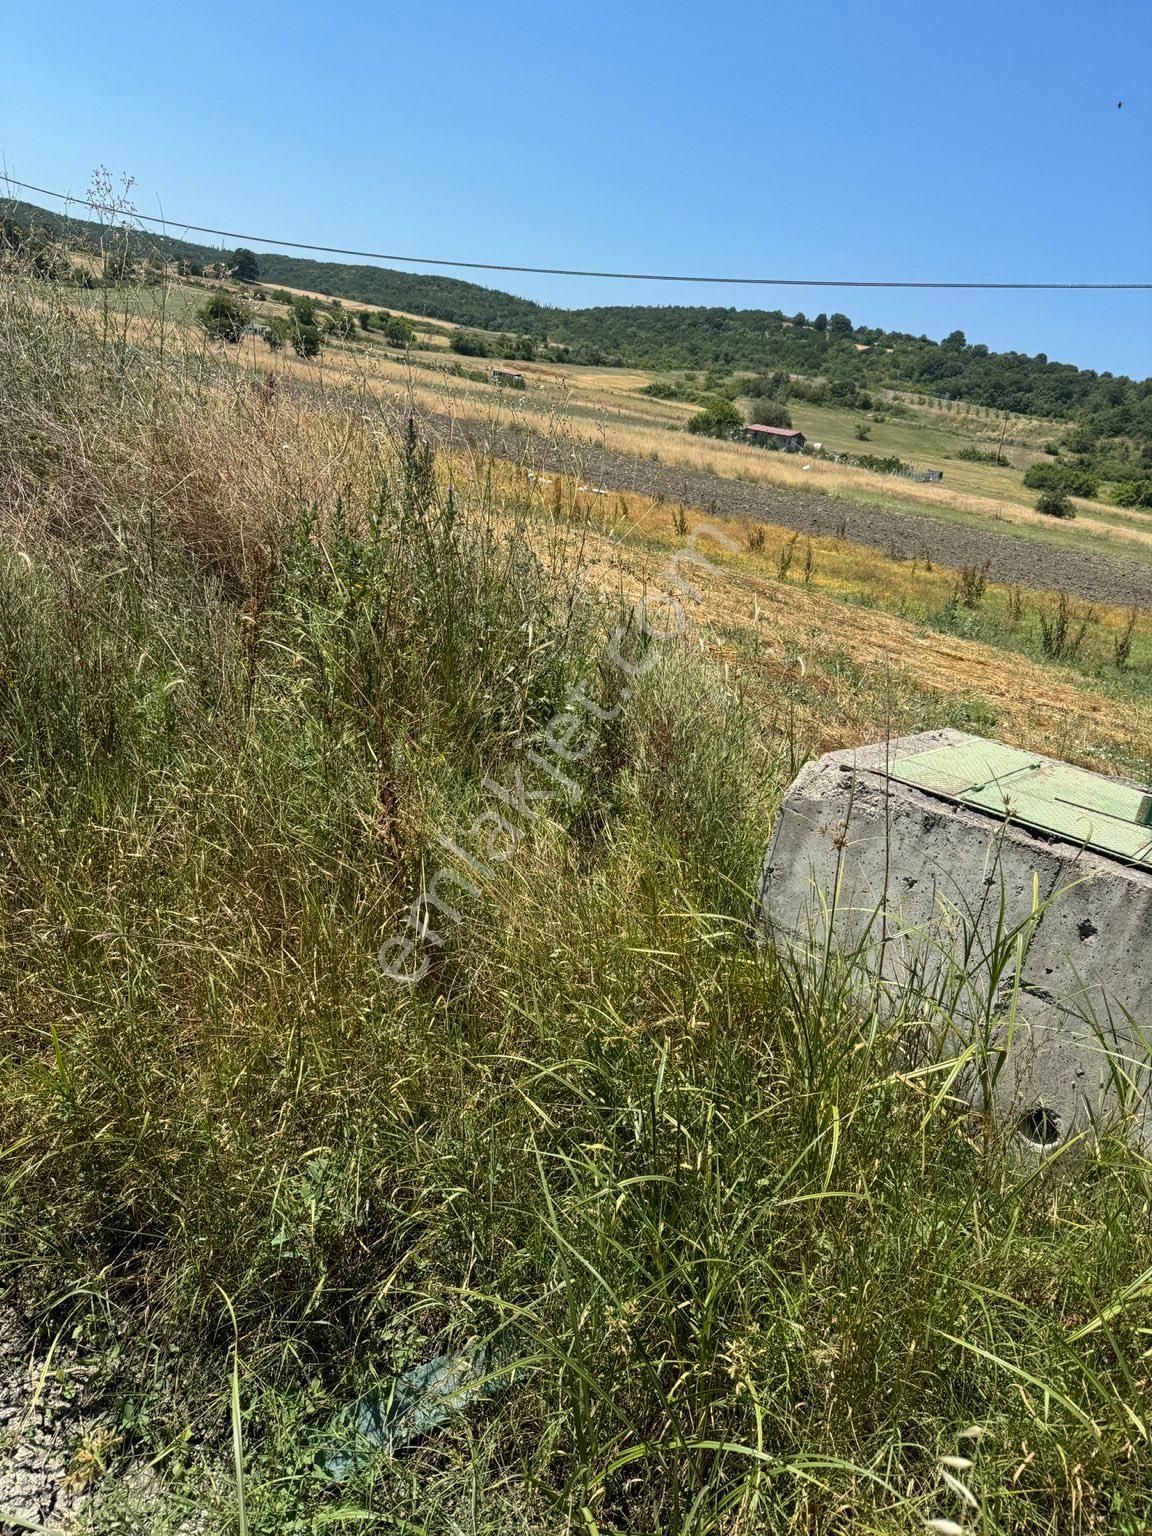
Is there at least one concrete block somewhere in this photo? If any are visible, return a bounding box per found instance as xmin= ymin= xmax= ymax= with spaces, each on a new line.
xmin=757 ymin=730 xmax=1152 ymax=1150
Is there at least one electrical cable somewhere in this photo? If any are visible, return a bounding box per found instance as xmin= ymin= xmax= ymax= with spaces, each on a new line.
xmin=5 ymin=176 xmax=1151 ymax=291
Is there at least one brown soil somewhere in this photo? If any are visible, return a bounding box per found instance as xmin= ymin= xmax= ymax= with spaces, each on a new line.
xmin=428 ymin=414 xmax=1152 ymax=611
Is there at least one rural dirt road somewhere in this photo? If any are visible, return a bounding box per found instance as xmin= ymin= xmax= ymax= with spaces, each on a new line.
xmin=426 ymin=412 xmax=1152 ymax=611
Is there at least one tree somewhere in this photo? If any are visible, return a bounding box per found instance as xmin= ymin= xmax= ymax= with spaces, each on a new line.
xmin=196 ymin=291 xmax=251 ymax=343
xmin=687 ymin=397 xmax=744 ymax=439
xmin=826 ymin=376 xmax=869 ymax=409
xmin=232 ymin=247 xmax=260 ymax=283
xmin=450 ymin=329 xmax=490 ymax=357
xmin=812 ymin=313 xmax=828 ymax=332
xmin=1112 ymin=479 xmax=1152 ymax=508
xmin=750 ymin=400 xmax=793 ymax=428
xmin=291 ymin=323 xmax=322 ymax=358
xmin=828 ymin=312 xmax=854 ymax=339
xmin=383 ymin=315 xmax=415 ymax=348
xmin=1024 ymin=461 xmax=1099 ymax=498
xmin=746 ymin=369 xmax=790 ymax=400
xmin=1036 ymin=489 xmax=1076 ymax=519
xmin=262 ymin=309 xmax=320 ymax=356
xmin=291 ymin=295 xmax=318 ymax=326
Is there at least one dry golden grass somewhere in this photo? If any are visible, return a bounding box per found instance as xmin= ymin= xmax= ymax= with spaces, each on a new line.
xmin=31 ymin=291 xmax=1149 ymax=781
xmin=87 ymin=280 xmax=1152 ymax=564
xmin=614 ymin=542 xmax=1151 ymax=772
xmin=232 ymin=327 xmax=1152 ymax=558
xmin=477 ymin=463 xmax=1152 ymax=777
xmin=598 ymin=492 xmax=1151 ymax=634
xmin=251 ymin=278 xmax=448 ymax=337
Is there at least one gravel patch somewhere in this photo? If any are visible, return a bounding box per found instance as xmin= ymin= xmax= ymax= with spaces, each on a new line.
xmin=0 ymin=1309 xmax=84 ymax=1532
xmin=0 ymin=1311 xmax=203 ymax=1534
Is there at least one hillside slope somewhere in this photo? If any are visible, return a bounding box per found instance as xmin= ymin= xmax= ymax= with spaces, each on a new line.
xmin=7 ymin=195 xmax=1152 ymax=444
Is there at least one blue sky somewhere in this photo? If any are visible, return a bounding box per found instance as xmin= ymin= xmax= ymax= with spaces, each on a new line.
xmin=5 ymin=0 xmax=1150 ymax=376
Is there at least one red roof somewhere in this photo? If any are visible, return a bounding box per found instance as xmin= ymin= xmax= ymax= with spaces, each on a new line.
xmin=744 ymin=424 xmax=803 ymax=437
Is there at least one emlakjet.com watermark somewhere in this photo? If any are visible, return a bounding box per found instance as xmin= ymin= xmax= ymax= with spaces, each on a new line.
xmin=378 ymin=520 xmax=739 ymax=984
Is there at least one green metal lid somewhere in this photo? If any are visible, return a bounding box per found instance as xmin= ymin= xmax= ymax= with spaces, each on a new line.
xmin=885 ymin=740 xmax=1152 ymax=867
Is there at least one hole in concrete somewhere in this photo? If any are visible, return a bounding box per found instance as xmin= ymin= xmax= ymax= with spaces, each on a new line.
xmin=1077 ymin=918 xmax=1098 ymax=942
xmin=1017 ymin=1106 xmax=1062 ymax=1149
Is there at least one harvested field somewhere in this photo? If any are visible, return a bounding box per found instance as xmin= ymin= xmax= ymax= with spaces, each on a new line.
xmin=428 ymin=414 xmax=1152 ymax=610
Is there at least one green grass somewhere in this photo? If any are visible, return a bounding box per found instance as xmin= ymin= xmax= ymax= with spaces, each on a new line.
xmin=805 ymin=471 xmax=1152 ymax=568
xmin=4 ymin=267 xmax=1152 ymax=1535
xmin=782 ymin=401 xmax=1045 ymax=503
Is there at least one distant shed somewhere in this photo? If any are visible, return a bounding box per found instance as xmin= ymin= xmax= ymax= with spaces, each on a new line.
xmin=743 ymin=424 xmax=806 ymax=452
xmin=491 ymin=368 xmax=525 ymax=388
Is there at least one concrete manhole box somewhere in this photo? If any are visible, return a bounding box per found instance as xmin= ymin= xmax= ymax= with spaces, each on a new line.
xmin=756 ymin=729 xmax=1152 ymax=1150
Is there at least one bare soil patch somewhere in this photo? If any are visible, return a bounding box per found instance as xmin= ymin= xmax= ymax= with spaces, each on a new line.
xmin=430 ymin=414 xmax=1152 ymax=610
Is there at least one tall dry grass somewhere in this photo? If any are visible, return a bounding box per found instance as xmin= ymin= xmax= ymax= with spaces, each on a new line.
xmin=2 ymin=257 xmax=1152 ymax=1535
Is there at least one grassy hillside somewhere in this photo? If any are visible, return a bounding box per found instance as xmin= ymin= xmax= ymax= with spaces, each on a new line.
xmin=45 ymin=253 xmax=1151 ymax=568
xmin=4 ymin=234 xmax=1152 ymax=1535
xmin=7 ymin=194 xmax=1152 ymax=492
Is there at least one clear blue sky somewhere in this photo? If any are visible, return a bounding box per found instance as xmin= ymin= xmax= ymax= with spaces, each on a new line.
xmin=5 ymin=0 xmax=1150 ymax=376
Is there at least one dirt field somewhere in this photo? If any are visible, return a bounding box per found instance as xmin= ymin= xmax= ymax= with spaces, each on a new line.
xmin=427 ymin=413 xmax=1152 ymax=611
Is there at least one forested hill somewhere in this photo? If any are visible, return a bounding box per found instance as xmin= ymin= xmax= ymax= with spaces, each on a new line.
xmin=7 ymin=196 xmax=1151 ymax=444
xmin=258 ymin=254 xmax=545 ymax=332
xmin=254 ymin=253 xmax=1151 ymax=439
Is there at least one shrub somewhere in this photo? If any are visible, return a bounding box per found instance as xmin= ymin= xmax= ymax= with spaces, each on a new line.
xmin=196 ymin=291 xmax=251 ymax=343
xmin=450 ymin=329 xmax=491 ymax=358
xmin=1024 ymin=460 xmax=1099 ymax=499
xmin=750 ymin=400 xmax=793 ymax=429
xmin=291 ymin=322 xmax=322 ymax=358
xmin=851 ymin=452 xmax=910 ymax=475
xmin=642 ymin=377 xmax=702 ymax=403
xmin=788 ymin=378 xmax=829 ymax=406
xmin=1035 ymin=489 xmax=1076 ymax=519
xmin=325 ymin=306 xmax=357 ymax=341
xmin=1112 ymin=478 xmax=1152 ymax=508
xmin=956 ymin=446 xmax=1009 ymax=466
xmin=686 ymin=396 xmax=744 ymax=439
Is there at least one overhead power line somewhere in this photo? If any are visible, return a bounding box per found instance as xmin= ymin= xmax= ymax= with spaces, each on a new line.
xmin=5 ymin=176 xmax=1151 ymax=291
